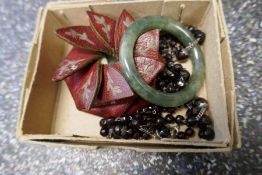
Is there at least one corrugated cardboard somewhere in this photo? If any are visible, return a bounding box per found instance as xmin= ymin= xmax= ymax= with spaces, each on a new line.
xmin=17 ymin=0 xmax=240 ymax=152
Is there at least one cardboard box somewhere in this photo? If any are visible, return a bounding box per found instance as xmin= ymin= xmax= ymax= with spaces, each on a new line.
xmin=17 ymin=0 xmax=241 ymax=152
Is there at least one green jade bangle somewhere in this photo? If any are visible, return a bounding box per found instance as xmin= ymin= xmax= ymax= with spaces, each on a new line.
xmin=119 ymin=16 xmax=205 ymax=107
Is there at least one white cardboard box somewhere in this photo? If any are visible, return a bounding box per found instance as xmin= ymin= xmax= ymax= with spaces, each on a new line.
xmin=17 ymin=0 xmax=240 ymax=152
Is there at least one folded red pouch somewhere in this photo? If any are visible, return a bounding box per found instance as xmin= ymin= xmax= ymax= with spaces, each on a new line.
xmin=53 ymin=10 xmax=164 ymax=117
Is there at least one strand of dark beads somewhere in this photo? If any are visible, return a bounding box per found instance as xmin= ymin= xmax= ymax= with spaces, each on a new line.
xmin=99 ymin=105 xmax=174 ymax=140
xmin=99 ymin=97 xmax=215 ymax=141
xmin=155 ymin=63 xmax=191 ymax=93
xmin=184 ymin=97 xmax=215 ymax=140
xmin=156 ymin=25 xmax=205 ymax=93
xmin=159 ymin=25 xmax=205 ymax=63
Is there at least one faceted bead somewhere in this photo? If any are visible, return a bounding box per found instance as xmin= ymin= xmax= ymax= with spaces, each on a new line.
xmin=171 ymin=39 xmax=177 ymax=46
xmin=131 ymin=118 xmax=140 ymax=128
xmin=171 ymin=48 xmax=177 ymax=56
xmin=198 ymin=115 xmax=212 ymax=128
xmin=166 ymin=69 xmax=176 ymax=79
xmin=158 ymin=80 xmax=166 ymax=88
xmin=175 ymin=115 xmax=185 ymax=124
xmin=177 ymin=50 xmax=188 ymax=61
xmin=133 ymin=132 xmax=141 ymax=140
xmin=156 ymin=127 xmax=170 ymax=138
xmin=167 ymin=61 xmax=175 ymax=69
xmin=156 ymin=117 xmax=167 ymax=126
xmin=114 ymin=117 xmax=122 ymax=123
xmin=186 ymin=117 xmax=198 ymax=127
xmin=162 ymin=86 xmax=168 ymax=93
xmin=194 ymin=29 xmax=206 ymax=45
xmin=100 ymin=128 xmax=108 ymax=137
xmin=141 ymin=133 xmax=151 ymax=140
xmin=173 ymin=64 xmax=183 ymax=71
xmin=167 ymin=83 xmax=175 ymax=93
xmin=165 ymin=113 xmax=175 ymax=123
xmin=120 ymin=115 xmax=132 ymax=124
xmin=198 ymin=127 xmax=215 ymax=140
xmin=99 ymin=119 xmax=108 ymax=127
xmin=176 ymin=131 xmax=186 ymax=139
xmin=142 ymin=107 xmax=148 ymax=113
xmin=121 ymin=126 xmax=133 ymax=139
xmin=113 ymin=124 xmax=122 ymax=136
xmin=180 ymin=69 xmax=190 ymax=81
xmin=187 ymin=25 xmax=196 ymax=32
xmin=127 ymin=128 xmax=133 ymax=135
xmin=177 ymin=77 xmax=185 ymax=87
xmin=112 ymin=132 xmax=121 ymax=139
xmin=106 ymin=117 xmax=115 ymax=126
xmin=185 ymin=127 xmax=195 ymax=137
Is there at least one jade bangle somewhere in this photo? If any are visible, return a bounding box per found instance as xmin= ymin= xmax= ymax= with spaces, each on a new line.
xmin=119 ymin=16 xmax=205 ymax=107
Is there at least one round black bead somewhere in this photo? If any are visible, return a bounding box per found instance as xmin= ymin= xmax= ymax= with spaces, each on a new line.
xmin=157 ymin=80 xmax=166 ymax=89
xmin=156 ymin=117 xmax=167 ymax=126
xmin=156 ymin=127 xmax=170 ymax=138
xmin=112 ymin=132 xmax=121 ymax=139
xmin=120 ymin=115 xmax=132 ymax=124
xmin=106 ymin=117 xmax=115 ymax=126
xmin=175 ymin=115 xmax=185 ymax=124
xmin=185 ymin=127 xmax=195 ymax=137
xmin=170 ymin=40 xmax=177 ymax=47
xmin=141 ymin=114 xmax=153 ymax=123
xmin=198 ymin=127 xmax=215 ymax=140
xmin=133 ymin=132 xmax=141 ymax=140
xmin=100 ymin=119 xmax=108 ymax=127
xmin=194 ymin=29 xmax=206 ymax=45
xmin=176 ymin=131 xmax=187 ymax=139
xmin=141 ymin=107 xmax=148 ymax=113
xmin=173 ymin=64 xmax=183 ymax=71
xmin=187 ymin=25 xmax=196 ymax=32
xmin=130 ymin=118 xmax=140 ymax=128
xmin=180 ymin=69 xmax=190 ymax=81
xmin=141 ymin=133 xmax=151 ymax=140
xmin=165 ymin=113 xmax=175 ymax=123
xmin=100 ymin=128 xmax=108 ymax=137
xmin=161 ymin=86 xmax=168 ymax=93
xmin=198 ymin=115 xmax=212 ymax=128
xmin=177 ymin=77 xmax=185 ymax=87
xmin=114 ymin=117 xmax=122 ymax=123
xmin=113 ymin=124 xmax=122 ymax=136
xmin=167 ymin=61 xmax=175 ymax=69
xmin=177 ymin=50 xmax=188 ymax=61
xmin=186 ymin=117 xmax=198 ymax=127
xmin=165 ymin=69 xmax=176 ymax=79
xmin=121 ymin=126 xmax=133 ymax=139
xmin=166 ymin=83 xmax=175 ymax=93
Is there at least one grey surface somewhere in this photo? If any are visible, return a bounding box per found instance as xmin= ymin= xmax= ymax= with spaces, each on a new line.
xmin=0 ymin=0 xmax=261 ymax=174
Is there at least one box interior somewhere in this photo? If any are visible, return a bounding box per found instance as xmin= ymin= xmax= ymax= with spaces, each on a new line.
xmin=19 ymin=0 xmax=232 ymax=148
